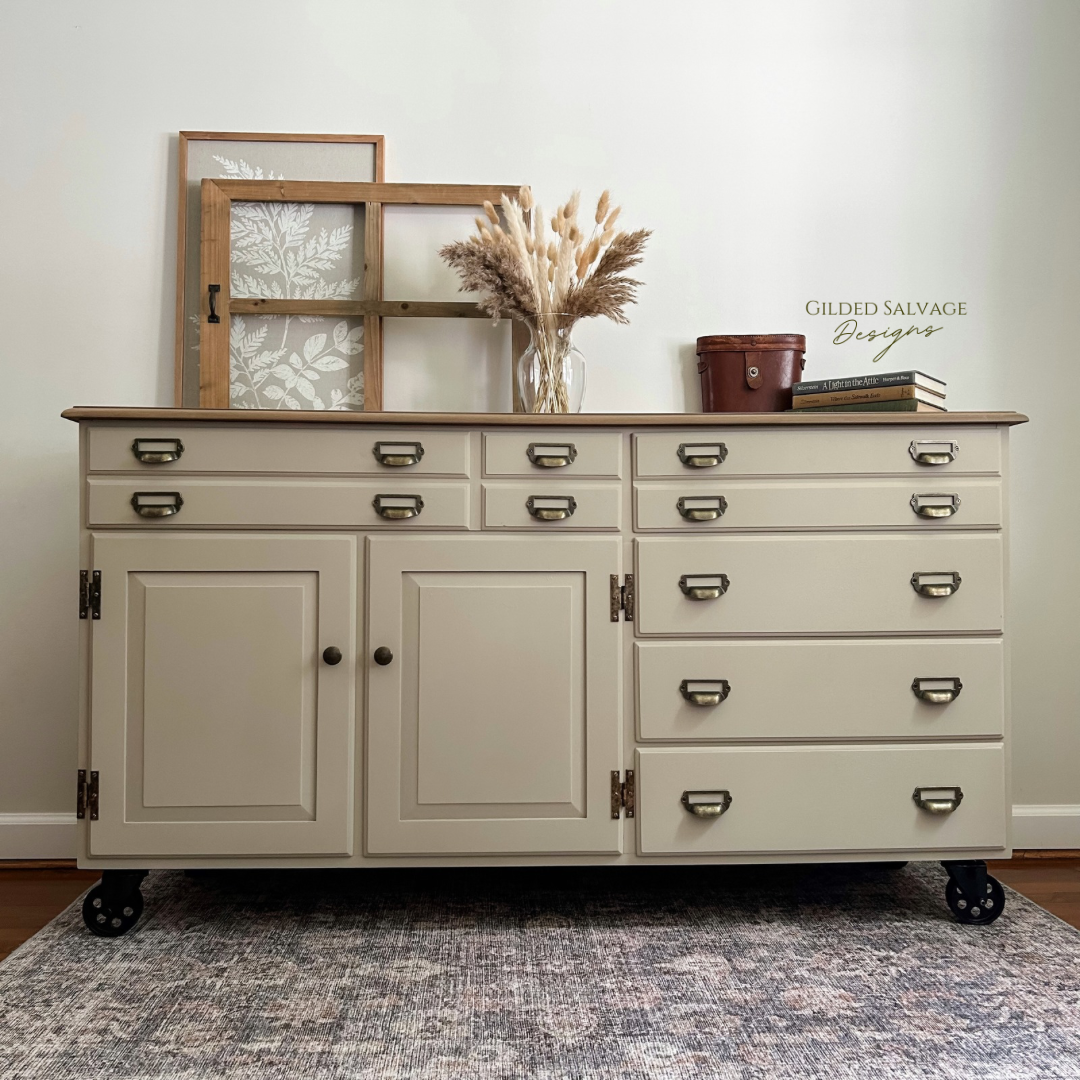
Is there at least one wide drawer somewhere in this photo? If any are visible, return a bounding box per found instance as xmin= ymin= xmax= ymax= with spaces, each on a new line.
xmin=636 ymin=744 xmax=1006 ymax=854
xmin=87 ymin=423 xmax=472 ymax=477
xmin=87 ymin=478 xmax=471 ymax=529
xmin=634 ymin=479 xmax=1002 ymax=531
xmin=634 ymin=426 xmax=1000 ymax=478
xmin=635 ymin=534 xmax=1003 ymax=635
xmin=481 ymin=483 xmax=621 ymax=530
xmin=483 ymin=431 xmax=623 ymax=478
xmin=636 ymin=638 xmax=1004 ymax=741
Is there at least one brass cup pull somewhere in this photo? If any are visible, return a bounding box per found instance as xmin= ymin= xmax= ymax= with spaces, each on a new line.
xmin=682 ymin=790 xmax=733 ymax=818
xmin=526 ymin=495 xmax=577 ymax=521
xmin=131 ymin=438 xmax=184 ymax=464
xmin=910 ymin=493 xmax=961 ymax=518
xmin=526 ymin=442 xmax=577 ymax=468
xmin=680 ymin=679 xmax=731 ymax=706
xmin=677 ymin=442 xmax=728 ymax=468
xmin=322 ymin=647 xmax=343 ymax=666
xmin=373 ymin=646 xmax=394 ymax=666
xmin=912 ymin=677 xmax=963 ymax=704
xmin=130 ymin=491 xmax=184 ymax=518
xmin=373 ymin=441 xmax=424 ymax=467
xmin=912 ymin=786 xmax=964 ymax=815
xmin=373 ymin=494 xmax=424 ymax=520
xmin=909 ymin=440 xmax=959 ymax=466
xmin=679 ymin=573 xmax=729 ymax=600
xmin=911 ymin=571 xmax=961 ymax=598
xmin=677 ymin=496 xmax=728 ymax=522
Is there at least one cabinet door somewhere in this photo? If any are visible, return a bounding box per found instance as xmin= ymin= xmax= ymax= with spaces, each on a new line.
xmin=367 ymin=536 xmax=622 ymax=855
xmin=88 ymin=533 xmax=355 ymax=857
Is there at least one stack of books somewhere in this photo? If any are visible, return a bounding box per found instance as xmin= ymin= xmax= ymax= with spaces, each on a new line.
xmin=792 ymin=370 xmax=946 ymax=412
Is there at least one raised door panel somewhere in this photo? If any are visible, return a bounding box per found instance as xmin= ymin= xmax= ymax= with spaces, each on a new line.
xmin=88 ymin=532 xmax=355 ymax=857
xmin=366 ymin=535 xmax=622 ymax=854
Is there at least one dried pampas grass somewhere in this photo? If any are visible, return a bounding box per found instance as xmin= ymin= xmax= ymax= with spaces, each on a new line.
xmin=439 ymin=186 xmax=651 ymax=328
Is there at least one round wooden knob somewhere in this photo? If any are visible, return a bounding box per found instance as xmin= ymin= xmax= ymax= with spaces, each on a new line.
xmin=373 ymin=646 xmax=394 ymax=666
xmin=322 ymin=647 xmax=342 ymax=666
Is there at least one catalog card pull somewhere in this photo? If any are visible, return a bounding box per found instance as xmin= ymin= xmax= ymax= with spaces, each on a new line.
xmin=373 ymin=442 xmax=424 ymax=467
xmin=910 ymin=571 xmax=961 ymax=598
xmin=677 ymin=443 xmax=728 ymax=468
xmin=910 ymin=493 xmax=961 ymax=518
xmin=909 ymin=440 xmax=959 ymax=466
xmin=681 ymin=790 xmax=733 ymax=818
xmin=679 ymin=679 xmax=731 ymax=706
xmin=679 ymin=573 xmax=730 ymax=600
xmin=373 ymin=494 xmax=424 ymax=520
xmin=526 ymin=443 xmax=577 ymax=468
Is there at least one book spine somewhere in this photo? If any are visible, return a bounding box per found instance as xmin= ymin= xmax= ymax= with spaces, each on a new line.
xmin=794 ymin=370 xmax=927 ymax=395
xmin=793 ymin=385 xmax=925 ymax=409
xmin=792 ymin=399 xmax=946 ymax=413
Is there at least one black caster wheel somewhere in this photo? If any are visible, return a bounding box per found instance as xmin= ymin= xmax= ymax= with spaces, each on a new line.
xmin=946 ymin=874 xmax=1005 ymax=925
xmin=82 ymin=873 xmax=146 ymax=937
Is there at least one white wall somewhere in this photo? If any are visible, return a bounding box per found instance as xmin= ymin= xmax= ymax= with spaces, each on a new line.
xmin=1 ymin=1 xmax=1078 ymax=844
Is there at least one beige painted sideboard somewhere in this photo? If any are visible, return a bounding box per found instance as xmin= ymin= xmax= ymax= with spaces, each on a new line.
xmin=63 ymin=407 xmax=1027 ymax=935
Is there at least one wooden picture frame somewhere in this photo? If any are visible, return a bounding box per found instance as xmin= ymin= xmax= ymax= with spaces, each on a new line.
xmin=198 ymin=180 xmax=525 ymax=411
xmin=175 ymin=132 xmax=385 ymax=407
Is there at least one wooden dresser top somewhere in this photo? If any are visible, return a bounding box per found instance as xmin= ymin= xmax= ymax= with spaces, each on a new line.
xmin=62 ymin=408 xmax=1029 ymax=427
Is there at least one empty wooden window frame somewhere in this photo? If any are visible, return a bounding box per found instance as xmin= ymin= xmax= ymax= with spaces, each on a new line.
xmin=199 ymin=181 xmax=524 ymax=411
xmin=175 ymin=132 xmax=385 ymax=407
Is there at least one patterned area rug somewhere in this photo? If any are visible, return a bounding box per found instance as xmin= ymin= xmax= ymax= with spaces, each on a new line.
xmin=1 ymin=862 xmax=1079 ymax=1079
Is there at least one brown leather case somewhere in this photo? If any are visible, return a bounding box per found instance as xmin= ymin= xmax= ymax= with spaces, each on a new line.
xmin=696 ymin=334 xmax=806 ymax=412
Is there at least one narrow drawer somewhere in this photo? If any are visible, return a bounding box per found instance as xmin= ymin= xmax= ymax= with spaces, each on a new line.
xmin=483 ymin=431 xmax=623 ymax=478
xmin=482 ymin=483 xmax=621 ymax=530
xmin=634 ymin=534 xmax=1003 ymax=635
xmin=87 ymin=423 xmax=471 ymax=476
xmin=634 ymin=479 xmax=1001 ymax=531
xmin=636 ymin=639 xmax=1004 ymax=741
xmin=634 ymin=426 xmax=1000 ymax=478
xmin=88 ymin=478 xmax=471 ymax=529
xmin=636 ymin=744 xmax=1006 ymax=854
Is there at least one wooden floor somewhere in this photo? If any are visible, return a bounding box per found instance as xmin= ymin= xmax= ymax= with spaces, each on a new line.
xmin=1 ymin=858 xmax=1078 ymax=961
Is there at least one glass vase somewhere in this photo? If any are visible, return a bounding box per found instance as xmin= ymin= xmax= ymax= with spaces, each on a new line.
xmin=515 ymin=317 xmax=587 ymax=414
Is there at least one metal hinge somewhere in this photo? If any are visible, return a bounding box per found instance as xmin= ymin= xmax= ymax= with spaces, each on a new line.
xmin=79 ymin=570 xmax=101 ymax=620
xmin=609 ymin=574 xmax=634 ymax=622
xmin=76 ymin=769 xmax=99 ymax=820
xmin=610 ymin=769 xmax=635 ymax=819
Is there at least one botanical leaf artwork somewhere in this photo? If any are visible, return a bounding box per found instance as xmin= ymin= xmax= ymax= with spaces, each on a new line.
xmin=216 ymin=155 xmax=365 ymax=410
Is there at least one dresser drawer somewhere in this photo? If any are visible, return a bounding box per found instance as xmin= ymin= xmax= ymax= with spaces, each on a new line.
xmin=636 ymin=744 xmax=1006 ymax=855
xmin=87 ymin=424 xmax=472 ymax=477
xmin=634 ymin=426 xmax=1000 ymax=478
xmin=634 ymin=534 xmax=1003 ymax=635
xmin=87 ymin=478 xmax=471 ymax=529
xmin=483 ymin=431 xmax=623 ymax=478
xmin=482 ymin=483 xmax=621 ymax=530
xmin=636 ymin=639 xmax=1004 ymax=741
xmin=634 ymin=479 xmax=1002 ymax=531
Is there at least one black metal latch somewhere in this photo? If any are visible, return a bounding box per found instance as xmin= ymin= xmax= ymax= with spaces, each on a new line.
xmin=79 ymin=571 xmax=101 ymax=620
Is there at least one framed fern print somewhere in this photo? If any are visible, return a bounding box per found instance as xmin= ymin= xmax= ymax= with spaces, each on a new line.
xmin=175 ymin=132 xmax=385 ymax=409
xmin=197 ymin=181 xmax=522 ymax=411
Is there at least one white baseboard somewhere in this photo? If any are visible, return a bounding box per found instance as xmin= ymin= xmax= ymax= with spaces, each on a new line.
xmin=0 ymin=813 xmax=77 ymax=860
xmin=1 ymin=808 xmax=1078 ymax=861
xmin=1012 ymin=805 xmax=1080 ymax=850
